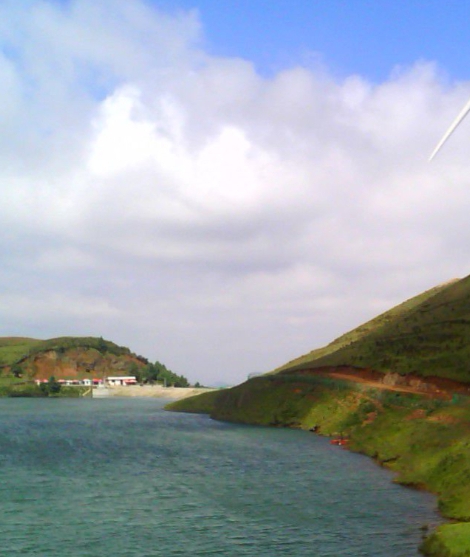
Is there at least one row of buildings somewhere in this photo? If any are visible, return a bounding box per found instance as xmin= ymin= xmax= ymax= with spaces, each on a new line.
xmin=34 ymin=376 xmax=138 ymax=387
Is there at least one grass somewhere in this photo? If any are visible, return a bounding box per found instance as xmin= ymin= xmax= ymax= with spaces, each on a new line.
xmin=421 ymin=523 xmax=470 ymax=557
xmin=0 ymin=382 xmax=89 ymax=398
xmin=0 ymin=337 xmax=42 ymax=366
xmin=31 ymin=336 xmax=133 ymax=358
xmin=274 ymin=280 xmax=454 ymax=373
xmin=275 ymin=274 xmax=470 ymax=383
xmin=166 ymin=390 xmax=220 ymax=414
xmin=350 ymin=402 xmax=470 ymax=520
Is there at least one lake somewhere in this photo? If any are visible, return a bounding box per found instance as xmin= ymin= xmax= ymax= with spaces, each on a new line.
xmin=0 ymin=398 xmax=440 ymax=556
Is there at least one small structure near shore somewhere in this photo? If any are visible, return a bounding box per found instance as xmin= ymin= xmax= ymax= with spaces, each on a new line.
xmin=35 ymin=376 xmax=138 ymax=387
xmin=106 ymin=376 xmax=137 ymax=386
xmin=34 ymin=378 xmax=105 ymax=386
xmin=330 ymin=437 xmax=349 ymax=447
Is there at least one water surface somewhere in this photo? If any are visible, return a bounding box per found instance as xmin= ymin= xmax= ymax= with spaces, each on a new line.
xmin=0 ymin=398 xmax=440 ymax=556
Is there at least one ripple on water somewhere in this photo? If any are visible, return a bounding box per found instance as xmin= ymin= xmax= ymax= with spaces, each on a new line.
xmin=0 ymin=398 xmax=440 ymax=556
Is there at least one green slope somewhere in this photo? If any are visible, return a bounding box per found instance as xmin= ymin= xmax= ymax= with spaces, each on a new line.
xmin=0 ymin=336 xmax=132 ymax=366
xmin=0 ymin=337 xmax=43 ymax=366
xmin=278 ymin=276 xmax=470 ymax=382
xmin=275 ymin=280 xmax=455 ymax=372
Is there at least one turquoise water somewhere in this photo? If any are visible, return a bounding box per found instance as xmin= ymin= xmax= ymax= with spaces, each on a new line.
xmin=0 ymin=398 xmax=439 ymax=556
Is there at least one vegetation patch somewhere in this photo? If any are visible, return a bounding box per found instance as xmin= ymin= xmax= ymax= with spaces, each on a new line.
xmin=0 ymin=379 xmax=88 ymax=398
xmin=421 ymin=523 xmax=470 ymax=557
xmin=166 ymin=390 xmax=220 ymax=414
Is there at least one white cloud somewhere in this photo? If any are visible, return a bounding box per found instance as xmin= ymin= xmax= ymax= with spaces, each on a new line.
xmin=2 ymin=0 xmax=470 ymax=383
xmin=0 ymin=292 xmax=120 ymax=322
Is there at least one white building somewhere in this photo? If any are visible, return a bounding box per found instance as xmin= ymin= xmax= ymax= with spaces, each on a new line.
xmin=106 ymin=376 xmax=137 ymax=386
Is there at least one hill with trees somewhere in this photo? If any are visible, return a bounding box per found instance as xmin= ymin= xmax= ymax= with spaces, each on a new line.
xmin=0 ymin=336 xmax=189 ymax=387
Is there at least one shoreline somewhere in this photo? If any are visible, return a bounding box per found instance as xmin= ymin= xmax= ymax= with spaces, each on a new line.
xmin=167 ymin=377 xmax=470 ymax=557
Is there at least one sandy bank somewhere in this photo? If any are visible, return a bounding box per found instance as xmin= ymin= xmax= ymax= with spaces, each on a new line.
xmin=104 ymin=385 xmax=215 ymax=400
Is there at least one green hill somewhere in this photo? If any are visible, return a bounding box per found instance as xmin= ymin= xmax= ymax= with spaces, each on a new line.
xmin=0 ymin=336 xmax=146 ymax=380
xmin=277 ymin=276 xmax=470 ymax=382
xmin=0 ymin=336 xmax=190 ymax=387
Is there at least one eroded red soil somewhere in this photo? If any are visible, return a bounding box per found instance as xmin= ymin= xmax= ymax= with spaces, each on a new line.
xmin=282 ymin=365 xmax=470 ymax=399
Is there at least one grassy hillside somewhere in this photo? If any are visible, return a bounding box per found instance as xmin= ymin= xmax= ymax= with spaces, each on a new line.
xmin=0 ymin=336 xmax=132 ymax=365
xmin=277 ymin=276 xmax=470 ymax=383
xmin=0 ymin=337 xmax=43 ymax=366
xmin=274 ymin=281 xmax=455 ymax=372
xmin=0 ymin=336 xmax=146 ymax=380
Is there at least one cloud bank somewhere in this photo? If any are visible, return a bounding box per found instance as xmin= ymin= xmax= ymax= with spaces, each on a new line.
xmin=1 ymin=0 xmax=470 ymax=383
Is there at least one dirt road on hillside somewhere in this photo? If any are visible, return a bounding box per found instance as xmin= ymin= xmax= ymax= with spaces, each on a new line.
xmin=284 ymin=366 xmax=470 ymax=399
xmin=326 ymin=372 xmax=437 ymax=396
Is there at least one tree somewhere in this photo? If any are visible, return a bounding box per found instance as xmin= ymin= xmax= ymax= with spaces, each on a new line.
xmin=131 ymin=359 xmax=190 ymax=387
xmin=128 ymin=361 xmax=142 ymax=382
xmin=143 ymin=363 xmax=158 ymax=384
xmin=48 ymin=376 xmax=61 ymax=394
xmin=39 ymin=382 xmax=49 ymax=396
xmin=97 ymin=336 xmax=107 ymax=353
xmin=39 ymin=376 xmax=62 ymax=396
xmin=153 ymin=362 xmax=189 ymax=387
xmin=11 ymin=363 xmax=23 ymax=378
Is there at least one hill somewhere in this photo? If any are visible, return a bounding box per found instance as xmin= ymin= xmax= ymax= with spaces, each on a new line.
xmin=0 ymin=336 xmax=190 ymax=387
xmin=0 ymin=336 xmax=146 ymax=380
xmin=276 ymin=275 xmax=470 ymax=383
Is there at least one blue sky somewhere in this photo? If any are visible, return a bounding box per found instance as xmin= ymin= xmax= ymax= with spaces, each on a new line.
xmin=149 ymin=0 xmax=470 ymax=81
xmin=2 ymin=0 xmax=470 ymax=384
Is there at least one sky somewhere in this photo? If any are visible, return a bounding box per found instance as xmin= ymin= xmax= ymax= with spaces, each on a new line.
xmin=2 ymin=0 xmax=470 ymax=385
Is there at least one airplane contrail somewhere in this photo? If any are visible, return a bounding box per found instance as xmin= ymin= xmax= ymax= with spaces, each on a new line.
xmin=429 ymin=97 xmax=470 ymax=161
